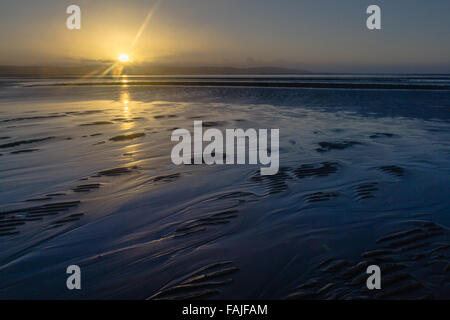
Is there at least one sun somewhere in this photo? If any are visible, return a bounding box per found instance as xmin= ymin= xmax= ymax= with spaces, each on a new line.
xmin=118 ymin=54 xmax=130 ymax=63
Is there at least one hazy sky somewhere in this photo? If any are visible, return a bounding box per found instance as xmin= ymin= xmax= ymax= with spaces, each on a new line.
xmin=1 ymin=0 xmax=449 ymax=73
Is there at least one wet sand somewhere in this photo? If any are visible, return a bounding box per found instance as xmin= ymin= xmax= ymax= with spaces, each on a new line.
xmin=0 ymin=78 xmax=450 ymax=299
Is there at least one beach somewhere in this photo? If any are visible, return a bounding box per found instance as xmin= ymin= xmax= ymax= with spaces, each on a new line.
xmin=1 ymin=76 xmax=450 ymax=299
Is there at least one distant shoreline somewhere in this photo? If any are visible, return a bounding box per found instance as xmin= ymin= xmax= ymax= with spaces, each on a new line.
xmin=23 ymin=80 xmax=450 ymax=91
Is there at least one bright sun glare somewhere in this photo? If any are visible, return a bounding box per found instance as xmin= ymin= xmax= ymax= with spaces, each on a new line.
xmin=118 ymin=54 xmax=130 ymax=62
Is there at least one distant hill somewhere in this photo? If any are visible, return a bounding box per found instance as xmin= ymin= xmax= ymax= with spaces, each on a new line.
xmin=126 ymin=65 xmax=310 ymax=75
xmin=0 ymin=65 xmax=309 ymax=76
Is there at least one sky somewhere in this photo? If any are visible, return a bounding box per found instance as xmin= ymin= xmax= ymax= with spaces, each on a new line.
xmin=0 ymin=0 xmax=449 ymax=73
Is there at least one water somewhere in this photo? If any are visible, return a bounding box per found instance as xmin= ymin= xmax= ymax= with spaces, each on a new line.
xmin=1 ymin=76 xmax=450 ymax=299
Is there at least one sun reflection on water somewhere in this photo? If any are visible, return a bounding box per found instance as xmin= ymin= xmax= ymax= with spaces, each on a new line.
xmin=119 ymin=90 xmax=134 ymax=130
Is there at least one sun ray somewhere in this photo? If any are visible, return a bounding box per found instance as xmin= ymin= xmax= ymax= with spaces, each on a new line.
xmin=76 ymin=0 xmax=161 ymax=82
xmin=130 ymin=0 xmax=162 ymax=50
